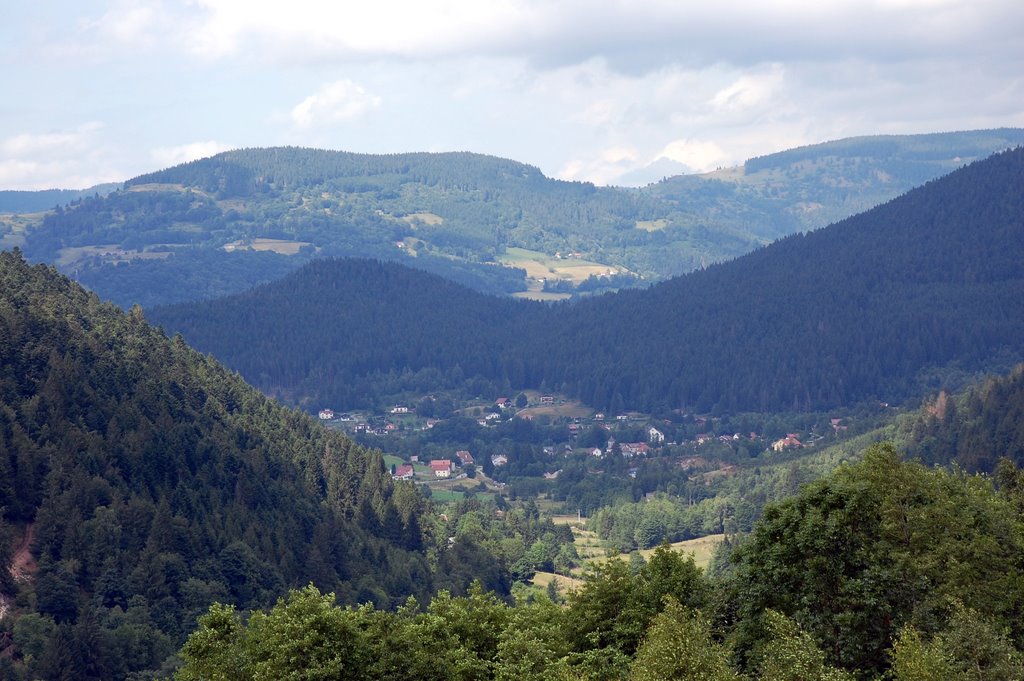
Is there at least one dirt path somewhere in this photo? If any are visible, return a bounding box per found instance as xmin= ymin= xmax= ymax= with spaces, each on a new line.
xmin=0 ymin=523 xmax=35 ymax=623
xmin=10 ymin=522 xmax=36 ymax=584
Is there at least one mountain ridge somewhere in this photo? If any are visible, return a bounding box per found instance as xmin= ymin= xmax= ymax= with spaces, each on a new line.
xmin=7 ymin=128 xmax=1023 ymax=308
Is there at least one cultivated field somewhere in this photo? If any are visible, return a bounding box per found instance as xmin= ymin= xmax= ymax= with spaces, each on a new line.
xmin=55 ymin=245 xmax=173 ymax=267
xmin=222 ymin=237 xmax=311 ymax=256
xmin=498 ymin=247 xmax=628 ymax=285
xmin=402 ymin=212 xmax=444 ymax=226
xmin=635 ymin=219 xmax=669 ymax=231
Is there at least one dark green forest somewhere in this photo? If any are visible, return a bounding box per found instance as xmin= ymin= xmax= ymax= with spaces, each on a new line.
xmin=151 ymin=146 xmax=1024 ymax=415
xmin=898 ymin=364 xmax=1024 ymax=472
xmin=13 ymin=130 xmax=1023 ymax=308
xmin=0 ymin=250 xmax=511 ymax=679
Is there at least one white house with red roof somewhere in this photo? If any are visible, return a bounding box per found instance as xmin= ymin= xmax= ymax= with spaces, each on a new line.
xmin=430 ymin=459 xmax=454 ymax=478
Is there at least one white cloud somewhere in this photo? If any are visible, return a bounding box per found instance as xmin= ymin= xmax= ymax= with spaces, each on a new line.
xmin=92 ymin=0 xmax=164 ymax=45
xmin=291 ymin=80 xmax=382 ymax=128
xmin=176 ymin=0 xmax=1024 ymax=76
xmin=558 ymin=145 xmax=642 ymax=184
xmin=711 ymin=66 xmax=785 ymax=113
xmin=655 ymin=139 xmax=730 ymax=173
xmin=150 ymin=140 xmax=231 ymax=168
xmin=0 ymin=123 xmax=127 ymax=190
xmin=1 ymin=122 xmax=103 ymax=157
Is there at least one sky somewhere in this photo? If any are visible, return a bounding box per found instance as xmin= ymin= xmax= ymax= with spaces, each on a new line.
xmin=2 ymin=0 xmax=1022 ymax=190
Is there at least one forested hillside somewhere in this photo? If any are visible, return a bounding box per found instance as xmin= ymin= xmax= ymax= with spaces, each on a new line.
xmin=0 ymin=250 xmax=489 ymax=679
xmin=898 ymin=364 xmax=1024 ymax=472
xmin=152 ymin=146 xmax=1024 ymax=414
xmin=9 ymin=129 xmax=1022 ymax=308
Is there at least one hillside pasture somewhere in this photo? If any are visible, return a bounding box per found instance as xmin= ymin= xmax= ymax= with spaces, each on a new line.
xmin=498 ymin=247 xmax=628 ymax=285
xmin=222 ymin=237 xmax=311 ymax=256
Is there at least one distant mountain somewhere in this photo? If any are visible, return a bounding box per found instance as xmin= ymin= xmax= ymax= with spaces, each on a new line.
xmin=648 ymin=128 xmax=1024 ymax=242
xmin=151 ymin=147 xmax=1024 ymax=414
xmin=0 ymin=183 xmax=119 ymax=213
xmin=9 ymin=129 xmax=1022 ymax=308
xmin=0 ymin=250 xmax=444 ymax=678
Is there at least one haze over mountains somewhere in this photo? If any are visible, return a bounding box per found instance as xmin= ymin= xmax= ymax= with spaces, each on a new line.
xmin=3 ymin=129 xmax=1022 ymax=309
xmin=150 ymin=146 xmax=1024 ymax=414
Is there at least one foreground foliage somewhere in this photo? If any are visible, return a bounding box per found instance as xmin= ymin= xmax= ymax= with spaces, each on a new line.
xmin=174 ymin=444 xmax=1024 ymax=680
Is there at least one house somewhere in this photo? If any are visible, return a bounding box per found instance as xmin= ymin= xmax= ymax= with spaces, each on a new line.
xmin=430 ymin=460 xmax=454 ymax=478
xmin=318 ymin=409 xmax=335 ymax=420
xmin=455 ymin=450 xmax=474 ymax=466
xmin=593 ymin=412 xmax=605 ymax=421
xmin=616 ymin=414 xmax=629 ymax=421
xmin=621 ymin=442 xmax=650 ymax=457
xmin=491 ymin=454 xmax=508 ymax=467
xmin=495 ymin=397 xmax=511 ymax=409
xmin=590 ymin=447 xmax=603 ymax=457
xmin=390 ymin=405 xmax=410 ymax=414
xmin=648 ymin=427 xmax=665 ymax=444
xmin=393 ymin=464 xmax=414 ymax=480
xmin=544 ymin=470 xmax=562 ymax=480
xmin=542 ymin=446 xmax=555 ymax=456
xmin=540 ymin=395 xmax=555 ymax=405
xmin=772 ymin=435 xmax=803 ymax=452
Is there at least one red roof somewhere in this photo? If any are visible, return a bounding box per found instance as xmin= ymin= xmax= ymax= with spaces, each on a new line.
xmin=430 ymin=459 xmax=453 ymax=472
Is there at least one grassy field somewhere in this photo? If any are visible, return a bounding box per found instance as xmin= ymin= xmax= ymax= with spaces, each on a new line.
xmin=532 ymin=570 xmax=585 ymax=592
xmin=516 ymin=390 xmax=594 ymax=419
xmin=402 ymin=212 xmax=444 ymax=226
xmin=222 ymin=237 xmax=311 ymax=256
xmin=55 ymin=245 xmax=174 ymax=268
xmin=498 ymin=247 xmax=627 ymax=285
xmin=511 ymin=278 xmax=571 ymax=302
xmin=635 ymin=219 xmax=669 ymax=231
xmin=531 ymin=523 xmax=725 ymax=593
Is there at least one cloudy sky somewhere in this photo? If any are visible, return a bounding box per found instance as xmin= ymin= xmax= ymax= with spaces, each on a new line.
xmin=2 ymin=0 xmax=1022 ymax=190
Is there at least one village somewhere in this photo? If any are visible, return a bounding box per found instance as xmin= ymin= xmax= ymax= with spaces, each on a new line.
xmin=315 ymin=390 xmax=858 ymax=496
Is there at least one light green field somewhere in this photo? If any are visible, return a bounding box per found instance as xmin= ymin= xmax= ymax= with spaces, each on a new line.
xmin=222 ymin=237 xmax=310 ymax=255
xmin=588 ymin=534 xmax=725 ymax=572
xmin=532 ymin=570 xmax=584 ymax=592
xmin=402 ymin=212 xmax=444 ymax=226
xmin=55 ymin=245 xmax=173 ymax=267
xmin=635 ymin=219 xmax=669 ymax=231
xmin=498 ymin=247 xmax=627 ymax=284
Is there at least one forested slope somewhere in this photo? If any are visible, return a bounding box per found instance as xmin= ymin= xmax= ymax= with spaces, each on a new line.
xmin=541 ymin=144 xmax=1024 ymax=411
xmin=898 ymin=364 xmax=1024 ymax=472
xmin=0 ymin=250 xmax=453 ymax=679
xmin=152 ymin=146 xmax=1024 ymax=414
